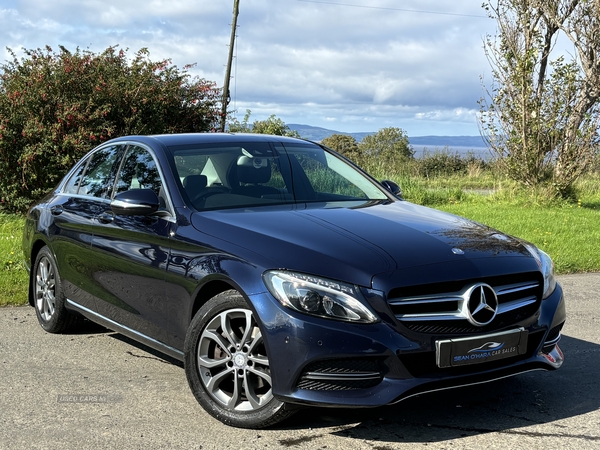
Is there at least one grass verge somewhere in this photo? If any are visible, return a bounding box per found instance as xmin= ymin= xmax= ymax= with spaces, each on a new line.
xmin=0 ymin=214 xmax=28 ymax=306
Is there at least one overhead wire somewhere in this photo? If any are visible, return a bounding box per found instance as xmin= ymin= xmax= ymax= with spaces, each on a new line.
xmin=294 ymin=0 xmax=490 ymax=19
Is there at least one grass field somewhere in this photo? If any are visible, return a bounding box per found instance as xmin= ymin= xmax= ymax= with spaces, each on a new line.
xmin=0 ymin=214 xmax=29 ymax=306
xmin=2 ymin=169 xmax=599 ymax=307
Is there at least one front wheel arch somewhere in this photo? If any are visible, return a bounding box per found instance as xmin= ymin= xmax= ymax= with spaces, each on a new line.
xmin=189 ymin=279 xmax=237 ymax=323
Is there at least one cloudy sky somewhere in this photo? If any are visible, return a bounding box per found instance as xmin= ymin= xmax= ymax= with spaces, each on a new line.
xmin=1 ymin=0 xmax=497 ymax=136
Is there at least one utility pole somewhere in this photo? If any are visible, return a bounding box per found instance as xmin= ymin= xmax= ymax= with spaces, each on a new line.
xmin=220 ymin=0 xmax=240 ymax=132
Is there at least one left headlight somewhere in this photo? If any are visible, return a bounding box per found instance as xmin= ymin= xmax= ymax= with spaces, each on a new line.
xmin=263 ymin=270 xmax=379 ymax=324
xmin=525 ymin=244 xmax=557 ymax=299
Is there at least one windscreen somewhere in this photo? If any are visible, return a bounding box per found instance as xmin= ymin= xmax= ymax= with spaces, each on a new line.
xmin=170 ymin=141 xmax=389 ymax=210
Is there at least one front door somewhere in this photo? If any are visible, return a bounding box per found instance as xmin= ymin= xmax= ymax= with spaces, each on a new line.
xmin=89 ymin=144 xmax=175 ymax=347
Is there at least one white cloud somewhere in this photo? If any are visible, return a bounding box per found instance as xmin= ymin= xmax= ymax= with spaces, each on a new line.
xmin=0 ymin=0 xmax=496 ymax=136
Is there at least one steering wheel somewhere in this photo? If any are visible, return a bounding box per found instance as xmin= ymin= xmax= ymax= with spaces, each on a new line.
xmin=192 ymin=187 xmax=230 ymax=206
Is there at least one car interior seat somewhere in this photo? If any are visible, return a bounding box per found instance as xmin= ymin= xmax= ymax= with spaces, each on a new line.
xmin=183 ymin=174 xmax=208 ymax=202
xmin=230 ymin=156 xmax=280 ymax=198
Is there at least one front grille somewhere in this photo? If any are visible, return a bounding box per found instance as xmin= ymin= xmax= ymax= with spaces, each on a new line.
xmin=296 ymin=358 xmax=383 ymax=391
xmin=388 ymin=272 xmax=542 ymax=335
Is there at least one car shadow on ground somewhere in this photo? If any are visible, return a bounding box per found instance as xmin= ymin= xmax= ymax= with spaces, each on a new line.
xmin=64 ymin=321 xmax=185 ymax=367
xmin=276 ymin=335 xmax=600 ymax=444
xmin=108 ymin=332 xmax=185 ymax=367
xmin=61 ymin=317 xmax=109 ymax=335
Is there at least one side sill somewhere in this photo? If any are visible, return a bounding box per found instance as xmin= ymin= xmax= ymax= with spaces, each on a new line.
xmin=66 ymin=299 xmax=184 ymax=362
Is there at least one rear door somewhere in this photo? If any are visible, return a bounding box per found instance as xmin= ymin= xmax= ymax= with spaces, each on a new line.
xmin=51 ymin=144 xmax=125 ymax=310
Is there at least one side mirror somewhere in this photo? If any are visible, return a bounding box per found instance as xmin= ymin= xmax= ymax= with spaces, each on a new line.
xmin=111 ymin=189 xmax=160 ymax=216
xmin=380 ymin=180 xmax=403 ymax=199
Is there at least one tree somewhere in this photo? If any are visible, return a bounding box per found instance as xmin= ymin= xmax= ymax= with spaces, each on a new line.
xmin=0 ymin=45 xmax=221 ymax=212
xmin=357 ymin=127 xmax=413 ymax=159
xmin=227 ymin=109 xmax=253 ymax=133
xmin=228 ymin=109 xmax=300 ymax=137
xmin=321 ymin=134 xmax=359 ymax=157
xmin=479 ymin=0 xmax=600 ymax=198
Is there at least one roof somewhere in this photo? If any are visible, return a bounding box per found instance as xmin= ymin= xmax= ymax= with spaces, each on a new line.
xmin=108 ymin=133 xmax=310 ymax=147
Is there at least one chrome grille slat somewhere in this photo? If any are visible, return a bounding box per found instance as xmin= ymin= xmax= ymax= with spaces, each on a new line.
xmin=388 ymin=295 xmax=462 ymax=306
xmin=303 ymin=371 xmax=381 ymax=381
xmin=296 ymin=358 xmax=383 ymax=391
xmin=497 ymin=296 xmax=537 ymax=314
xmin=398 ymin=313 xmax=464 ymax=322
xmin=495 ymin=282 xmax=539 ymax=295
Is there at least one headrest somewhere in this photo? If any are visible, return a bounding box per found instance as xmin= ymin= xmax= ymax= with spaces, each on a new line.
xmin=183 ymin=174 xmax=207 ymax=190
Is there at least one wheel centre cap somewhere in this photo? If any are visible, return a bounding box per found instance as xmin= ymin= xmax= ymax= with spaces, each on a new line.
xmin=233 ymin=353 xmax=246 ymax=368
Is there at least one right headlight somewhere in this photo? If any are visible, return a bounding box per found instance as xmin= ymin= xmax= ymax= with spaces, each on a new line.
xmin=263 ymin=270 xmax=379 ymax=324
xmin=524 ymin=244 xmax=557 ymax=299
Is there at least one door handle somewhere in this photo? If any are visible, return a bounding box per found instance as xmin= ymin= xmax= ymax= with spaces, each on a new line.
xmin=97 ymin=212 xmax=115 ymax=224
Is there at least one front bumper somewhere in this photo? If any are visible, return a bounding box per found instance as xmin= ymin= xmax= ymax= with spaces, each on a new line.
xmin=251 ymin=283 xmax=566 ymax=408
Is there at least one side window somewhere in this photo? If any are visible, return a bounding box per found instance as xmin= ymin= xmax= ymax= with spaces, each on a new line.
xmin=76 ymin=145 xmax=124 ymax=199
xmin=114 ymin=146 xmax=165 ymax=207
xmin=63 ymin=163 xmax=86 ymax=195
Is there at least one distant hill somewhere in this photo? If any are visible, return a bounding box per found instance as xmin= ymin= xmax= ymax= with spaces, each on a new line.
xmin=408 ymin=135 xmax=486 ymax=149
xmin=288 ymin=124 xmax=372 ymax=142
xmin=288 ymin=124 xmax=486 ymax=150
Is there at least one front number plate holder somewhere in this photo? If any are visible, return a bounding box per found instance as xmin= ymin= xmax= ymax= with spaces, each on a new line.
xmin=436 ymin=328 xmax=528 ymax=368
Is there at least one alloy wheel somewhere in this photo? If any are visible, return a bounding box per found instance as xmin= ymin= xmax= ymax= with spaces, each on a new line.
xmin=197 ymin=308 xmax=273 ymax=412
xmin=35 ymin=255 xmax=56 ymax=322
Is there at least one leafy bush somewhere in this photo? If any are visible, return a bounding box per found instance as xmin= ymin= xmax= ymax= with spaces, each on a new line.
xmin=357 ymin=127 xmax=414 ymax=160
xmin=321 ymin=134 xmax=359 ymax=157
xmin=228 ymin=109 xmax=300 ymax=137
xmin=0 ymin=45 xmax=221 ymax=212
xmin=417 ymin=149 xmax=488 ymax=177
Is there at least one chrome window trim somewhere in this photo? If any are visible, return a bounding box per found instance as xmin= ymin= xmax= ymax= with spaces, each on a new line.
xmin=63 ymin=143 xmax=125 ymax=199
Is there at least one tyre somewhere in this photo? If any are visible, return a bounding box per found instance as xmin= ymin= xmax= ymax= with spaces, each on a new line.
xmin=33 ymin=246 xmax=81 ymax=333
xmin=184 ymin=290 xmax=296 ymax=428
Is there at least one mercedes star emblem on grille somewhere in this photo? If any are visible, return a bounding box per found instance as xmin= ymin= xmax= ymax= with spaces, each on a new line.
xmin=465 ymin=283 xmax=498 ymax=326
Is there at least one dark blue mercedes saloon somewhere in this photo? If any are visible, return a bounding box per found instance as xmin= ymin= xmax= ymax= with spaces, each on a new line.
xmin=22 ymin=133 xmax=565 ymax=428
